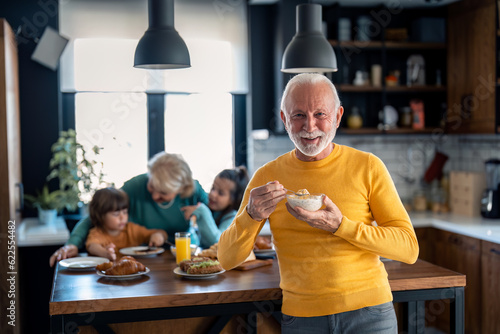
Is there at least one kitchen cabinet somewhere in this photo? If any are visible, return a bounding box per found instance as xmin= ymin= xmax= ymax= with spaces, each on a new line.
xmin=481 ymin=240 xmax=500 ymax=333
xmin=416 ymin=225 xmax=500 ymax=333
xmin=0 ymin=18 xmax=21 ymax=334
xmin=417 ymin=228 xmax=482 ymax=333
xmin=18 ymin=245 xmax=61 ymax=334
xmin=414 ymin=227 xmax=434 ymax=263
xmin=433 ymin=229 xmax=481 ymax=333
xmin=324 ymin=5 xmax=448 ymax=133
xmin=446 ymin=0 xmax=498 ymax=133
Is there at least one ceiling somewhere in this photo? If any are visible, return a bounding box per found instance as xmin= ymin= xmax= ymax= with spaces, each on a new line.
xmin=249 ymin=0 xmax=462 ymax=7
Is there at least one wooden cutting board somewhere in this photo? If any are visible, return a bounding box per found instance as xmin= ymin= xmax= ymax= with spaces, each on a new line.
xmin=234 ymin=259 xmax=273 ymax=271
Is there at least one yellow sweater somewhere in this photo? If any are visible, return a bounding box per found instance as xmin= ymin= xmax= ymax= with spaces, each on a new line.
xmin=218 ymin=144 xmax=419 ymax=317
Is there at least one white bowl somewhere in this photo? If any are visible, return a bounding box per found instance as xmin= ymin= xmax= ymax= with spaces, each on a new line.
xmin=170 ymin=244 xmax=199 ymax=257
xmin=286 ymin=193 xmax=325 ymax=211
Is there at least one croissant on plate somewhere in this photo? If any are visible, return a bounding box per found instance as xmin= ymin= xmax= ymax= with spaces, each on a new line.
xmin=96 ymin=261 xmax=113 ymax=271
xmin=254 ymin=236 xmax=272 ymax=250
xmin=101 ymin=256 xmax=146 ymax=275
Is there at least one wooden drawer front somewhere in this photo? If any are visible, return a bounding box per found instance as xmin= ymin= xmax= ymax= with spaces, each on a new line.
xmin=414 ymin=227 xmax=434 ymax=262
xmin=433 ymin=229 xmax=481 ymax=334
xmin=481 ymin=240 xmax=500 ymax=333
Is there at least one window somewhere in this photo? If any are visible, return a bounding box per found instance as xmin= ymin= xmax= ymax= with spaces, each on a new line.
xmin=59 ymin=0 xmax=248 ymax=190
xmin=165 ymin=93 xmax=233 ymax=191
xmin=75 ymin=92 xmax=148 ymax=189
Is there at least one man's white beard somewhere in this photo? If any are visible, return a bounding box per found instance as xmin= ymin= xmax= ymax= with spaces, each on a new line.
xmin=287 ymin=126 xmax=337 ymax=157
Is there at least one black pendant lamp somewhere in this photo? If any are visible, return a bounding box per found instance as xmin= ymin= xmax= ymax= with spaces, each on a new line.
xmin=134 ymin=0 xmax=190 ymax=69
xmin=281 ymin=4 xmax=337 ymax=73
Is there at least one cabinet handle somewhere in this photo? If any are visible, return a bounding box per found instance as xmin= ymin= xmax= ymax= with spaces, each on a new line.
xmin=490 ymin=248 xmax=500 ymax=256
xmin=16 ymin=182 xmax=24 ymax=212
xmin=447 ymin=235 xmax=460 ymax=245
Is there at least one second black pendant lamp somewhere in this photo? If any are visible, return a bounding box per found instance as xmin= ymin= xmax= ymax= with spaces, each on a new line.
xmin=281 ymin=4 xmax=337 ymax=73
xmin=134 ymin=0 xmax=191 ymax=69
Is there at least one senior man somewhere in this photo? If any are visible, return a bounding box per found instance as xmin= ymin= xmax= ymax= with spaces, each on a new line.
xmin=218 ymin=73 xmax=419 ymax=333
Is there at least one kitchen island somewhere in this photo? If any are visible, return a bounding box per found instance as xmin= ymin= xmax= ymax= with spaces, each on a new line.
xmin=50 ymin=251 xmax=465 ymax=333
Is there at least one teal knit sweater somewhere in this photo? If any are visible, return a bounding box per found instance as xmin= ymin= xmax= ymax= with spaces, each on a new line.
xmin=66 ymin=173 xmax=208 ymax=248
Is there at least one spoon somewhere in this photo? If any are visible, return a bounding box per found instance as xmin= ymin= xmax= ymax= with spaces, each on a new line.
xmin=284 ymin=188 xmax=308 ymax=196
xmin=164 ymin=240 xmax=175 ymax=247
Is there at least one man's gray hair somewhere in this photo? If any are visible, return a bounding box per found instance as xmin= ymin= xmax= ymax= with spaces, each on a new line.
xmin=280 ymin=73 xmax=341 ymax=114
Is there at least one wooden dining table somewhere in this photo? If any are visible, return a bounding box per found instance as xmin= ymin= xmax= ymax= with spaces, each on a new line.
xmin=50 ymin=252 xmax=465 ymax=334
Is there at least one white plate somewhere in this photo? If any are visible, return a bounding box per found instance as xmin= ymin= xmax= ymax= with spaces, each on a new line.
xmin=96 ymin=267 xmax=150 ymax=280
xmin=173 ymin=267 xmax=225 ymax=279
xmin=254 ymin=249 xmax=276 ymax=255
xmin=119 ymin=246 xmax=165 ymax=258
xmin=59 ymin=257 xmax=110 ymax=271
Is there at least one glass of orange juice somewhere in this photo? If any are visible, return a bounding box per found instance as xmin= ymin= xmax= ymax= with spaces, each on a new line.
xmin=175 ymin=232 xmax=191 ymax=264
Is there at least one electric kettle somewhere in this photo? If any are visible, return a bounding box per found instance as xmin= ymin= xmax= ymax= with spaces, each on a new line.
xmin=480 ymin=159 xmax=500 ymax=218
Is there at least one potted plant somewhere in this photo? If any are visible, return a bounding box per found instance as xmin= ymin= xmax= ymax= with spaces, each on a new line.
xmin=24 ymin=185 xmax=66 ymax=225
xmin=46 ymin=129 xmax=105 ymax=214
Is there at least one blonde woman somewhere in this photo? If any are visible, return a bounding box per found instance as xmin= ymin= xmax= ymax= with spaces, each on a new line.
xmin=50 ymin=152 xmax=208 ymax=266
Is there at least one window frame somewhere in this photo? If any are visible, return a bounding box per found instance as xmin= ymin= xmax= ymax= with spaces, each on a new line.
xmin=61 ymin=92 xmax=247 ymax=163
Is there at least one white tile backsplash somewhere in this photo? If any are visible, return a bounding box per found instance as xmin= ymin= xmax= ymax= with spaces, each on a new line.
xmin=249 ymin=133 xmax=500 ymax=200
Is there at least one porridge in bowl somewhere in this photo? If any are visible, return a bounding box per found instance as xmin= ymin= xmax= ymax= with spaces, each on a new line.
xmin=286 ymin=189 xmax=325 ymax=211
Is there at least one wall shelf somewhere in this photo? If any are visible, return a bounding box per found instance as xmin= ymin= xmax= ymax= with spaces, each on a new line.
xmin=337 ymin=85 xmax=383 ymax=92
xmin=340 ymin=127 xmax=440 ymax=135
xmin=338 ymin=85 xmax=447 ymax=93
xmin=325 ymin=5 xmax=448 ymax=132
xmin=329 ymin=40 xmax=446 ymax=50
xmin=385 ymin=86 xmax=447 ymax=93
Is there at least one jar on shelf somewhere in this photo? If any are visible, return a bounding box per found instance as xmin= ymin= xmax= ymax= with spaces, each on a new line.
xmin=429 ymin=180 xmax=446 ymax=213
xmin=412 ymin=188 xmax=428 ymax=212
xmin=347 ymin=106 xmax=363 ymax=129
xmin=400 ymin=107 xmax=412 ymax=128
xmin=338 ymin=18 xmax=351 ymax=41
xmin=356 ymin=16 xmax=371 ymax=41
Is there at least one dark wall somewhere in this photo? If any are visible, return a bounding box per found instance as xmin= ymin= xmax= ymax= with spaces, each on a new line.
xmin=248 ymin=4 xmax=276 ymax=131
xmin=249 ymin=0 xmax=301 ymax=135
xmin=1 ymin=0 xmax=61 ymax=210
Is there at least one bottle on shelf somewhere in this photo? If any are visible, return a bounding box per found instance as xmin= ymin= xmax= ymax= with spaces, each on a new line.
xmin=347 ymin=106 xmax=363 ymax=129
xmin=410 ymin=98 xmax=425 ymax=130
xmin=371 ymin=64 xmax=382 ymax=87
xmin=406 ymin=55 xmax=426 ymax=86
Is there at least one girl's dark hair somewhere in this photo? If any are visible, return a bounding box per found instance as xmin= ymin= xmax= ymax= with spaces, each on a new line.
xmin=89 ymin=188 xmax=129 ymax=228
xmin=216 ymin=166 xmax=249 ymax=224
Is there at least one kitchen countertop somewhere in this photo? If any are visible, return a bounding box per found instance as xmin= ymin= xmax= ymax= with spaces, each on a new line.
xmin=410 ymin=212 xmax=500 ymax=244
xmin=17 ymin=217 xmax=69 ymax=247
xmin=16 ymin=213 xmax=500 ymax=247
